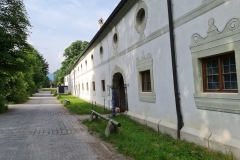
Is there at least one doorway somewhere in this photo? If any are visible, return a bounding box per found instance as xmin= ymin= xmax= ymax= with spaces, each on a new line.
xmin=112 ymin=72 xmax=127 ymax=112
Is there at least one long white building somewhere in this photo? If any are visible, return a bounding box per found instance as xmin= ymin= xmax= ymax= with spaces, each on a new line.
xmin=65 ymin=0 xmax=240 ymax=158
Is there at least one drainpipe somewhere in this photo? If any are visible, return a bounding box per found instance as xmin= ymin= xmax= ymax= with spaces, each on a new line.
xmin=167 ymin=0 xmax=184 ymax=139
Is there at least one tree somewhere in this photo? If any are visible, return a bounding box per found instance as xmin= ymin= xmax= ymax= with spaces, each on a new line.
xmin=6 ymin=45 xmax=49 ymax=103
xmin=54 ymin=40 xmax=89 ymax=84
xmin=0 ymin=0 xmax=49 ymax=107
xmin=0 ymin=0 xmax=31 ymax=73
xmin=0 ymin=0 xmax=31 ymax=108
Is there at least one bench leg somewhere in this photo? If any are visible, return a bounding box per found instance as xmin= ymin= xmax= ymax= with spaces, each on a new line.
xmin=105 ymin=121 xmax=119 ymax=137
xmin=89 ymin=113 xmax=94 ymax=121
xmin=113 ymin=125 xmax=119 ymax=134
xmin=105 ymin=120 xmax=113 ymax=137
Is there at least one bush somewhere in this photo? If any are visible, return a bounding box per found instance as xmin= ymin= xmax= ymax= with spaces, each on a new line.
xmin=0 ymin=104 xmax=8 ymax=114
xmin=6 ymin=72 xmax=28 ymax=103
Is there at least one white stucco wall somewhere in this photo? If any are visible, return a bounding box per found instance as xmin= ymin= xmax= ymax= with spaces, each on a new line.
xmin=174 ymin=0 xmax=240 ymax=140
xmin=64 ymin=0 xmax=240 ymax=157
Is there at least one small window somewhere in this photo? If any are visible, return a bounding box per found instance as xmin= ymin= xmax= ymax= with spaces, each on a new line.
xmin=100 ymin=46 xmax=103 ymax=54
xmin=134 ymin=1 xmax=148 ymax=35
xmin=85 ymin=60 xmax=87 ymax=69
xmin=113 ymin=33 xmax=118 ymax=44
xmin=86 ymin=83 xmax=89 ymax=91
xmin=141 ymin=70 xmax=151 ymax=92
xmin=136 ymin=8 xmax=145 ymax=26
xmin=101 ymin=80 xmax=105 ymax=92
xmin=100 ymin=46 xmax=103 ymax=59
xmin=82 ymin=83 xmax=84 ymax=91
xmin=202 ymin=52 xmax=237 ymax=92
xmin=92 ymin=81 xmax=95 ymax=91
xmin=91 ymin=54 xmax=94 ymax=61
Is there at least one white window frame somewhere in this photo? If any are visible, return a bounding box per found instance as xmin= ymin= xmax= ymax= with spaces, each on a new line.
xmin=137 ymin=53 xmax=156 ymax=103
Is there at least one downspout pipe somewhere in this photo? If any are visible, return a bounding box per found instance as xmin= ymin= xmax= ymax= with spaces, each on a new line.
xmin=167 ymin=0 xmax=184 ymax=139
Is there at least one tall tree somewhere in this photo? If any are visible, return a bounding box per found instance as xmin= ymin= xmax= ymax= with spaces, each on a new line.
xmin=0 ymin=0 xmax=31 ymax=73
xmin=54 ymin=40 xmax=89 ymax=84
xmin=0 ymin=0 xmax=49 ymax=107
xmin=0 ymin=0 xmax=31 ymax=108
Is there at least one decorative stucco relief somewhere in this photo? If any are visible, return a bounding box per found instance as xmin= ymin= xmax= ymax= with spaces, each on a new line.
xmin=191 ymin=18 xmax=240 ymax=45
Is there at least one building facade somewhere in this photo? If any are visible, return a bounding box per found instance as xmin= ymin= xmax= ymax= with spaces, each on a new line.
xmin=65 ymin=0 xmax=240 ymax=158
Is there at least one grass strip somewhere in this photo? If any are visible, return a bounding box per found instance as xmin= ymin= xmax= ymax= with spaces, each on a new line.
xmin=57 ymin=94 xmax=110 ymax=115
xmin=56 ymin=94 xmax=233 ymax=159
xmin=83 ymin=115 xmax=233 ymax=160
xmin=39 ymin=88 xmax=57 ymax=95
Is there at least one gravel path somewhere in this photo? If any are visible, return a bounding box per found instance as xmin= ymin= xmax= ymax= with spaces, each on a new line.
xmin=0 ymin=91 xmax=129 ymax=160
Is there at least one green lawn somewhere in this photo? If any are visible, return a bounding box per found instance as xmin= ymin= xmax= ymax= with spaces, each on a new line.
xmin=57 ymin=94 xmax=110 ymax=115
xmin=83 ymin=115 xmax=233 ymax=160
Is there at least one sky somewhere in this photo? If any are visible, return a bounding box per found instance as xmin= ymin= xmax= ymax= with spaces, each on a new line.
xmin=24 ymin=0 xmax=121 ymax=73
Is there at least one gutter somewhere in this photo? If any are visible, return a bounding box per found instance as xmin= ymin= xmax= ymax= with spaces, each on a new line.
xmin=167 ymin=0 xmax=184 ymax=139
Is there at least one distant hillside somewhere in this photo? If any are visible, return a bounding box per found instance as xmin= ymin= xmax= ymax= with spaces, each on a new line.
xmin=47 ymin=73 xmax=54 ymax=81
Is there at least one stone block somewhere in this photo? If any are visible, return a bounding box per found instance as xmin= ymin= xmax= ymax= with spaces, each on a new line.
xmin=209 ymin=134 xmax=240 ymax=159
xmin=145 ymin=117 xmax=160 ymax=132
xmin=180 ymin=126 xmax=211 ymax=147
xmin=158 ymin=120 xmax=177 ymax=139
xmin=126 ymin=111 xmax=146 ymax=125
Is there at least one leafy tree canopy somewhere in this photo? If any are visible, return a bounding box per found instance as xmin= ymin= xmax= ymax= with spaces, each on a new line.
xmin=54 ymin=40 xmax=89 ymax=84
xmin=0 ymin=0 xmax=31 ymax=73
xmin=0 ymin=0 xmax=49 ymax=107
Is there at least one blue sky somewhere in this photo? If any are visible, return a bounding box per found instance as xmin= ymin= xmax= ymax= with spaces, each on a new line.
xmin=24 ymin=0 xmax=120 ymax=73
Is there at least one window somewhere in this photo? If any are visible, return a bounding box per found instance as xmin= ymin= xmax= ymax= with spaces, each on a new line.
xmin=141 ymin=70 xmax=151 ymax=92
xmin=92 ymin=81 xmax=95 ymax=91
xmin=136 ymin=8 xmax=145 ymax=26
xmin=190 ymin=18 xmax=240 ymax=114
xmin=100 ymin=46 xmax=103 ymax=58
xmin=113 ymin=33 xmax=118 ymax=44
xmin=137 ymin=53 xmax=156 ymax=103
xmin=85 ymin=60 xmax=87 ymax=70
xmin=101 ymin=80 xmax=105 ymax=92
xmin=112 ymin=28 xmax=118 ymax=51
xmin=91 ymin=54 xmax=94 ymax=62
xmin=134 ymin=1 xmax=148 ymax=36
xmin=202 ymin=53 xmax=237 ymax=92
xmin=82 ymin=83 xmax=84 ymax=91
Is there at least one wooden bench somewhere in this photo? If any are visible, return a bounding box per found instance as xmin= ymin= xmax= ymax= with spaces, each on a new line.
xmin=90 ymin=110 xmax=121 ymax=137
xmin=63 ymin=98 xmax=70 ymax=105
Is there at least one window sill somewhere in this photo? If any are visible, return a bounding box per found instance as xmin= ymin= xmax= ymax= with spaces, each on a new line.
xmin=139 ymin=92 xmax=156 ymax=103
xmin=194 ymin=93 xmax=240 ymax=114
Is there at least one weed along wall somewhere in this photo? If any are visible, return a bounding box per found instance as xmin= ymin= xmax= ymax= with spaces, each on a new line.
xmin=65 ymin=0 xmax=240 ymax=158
